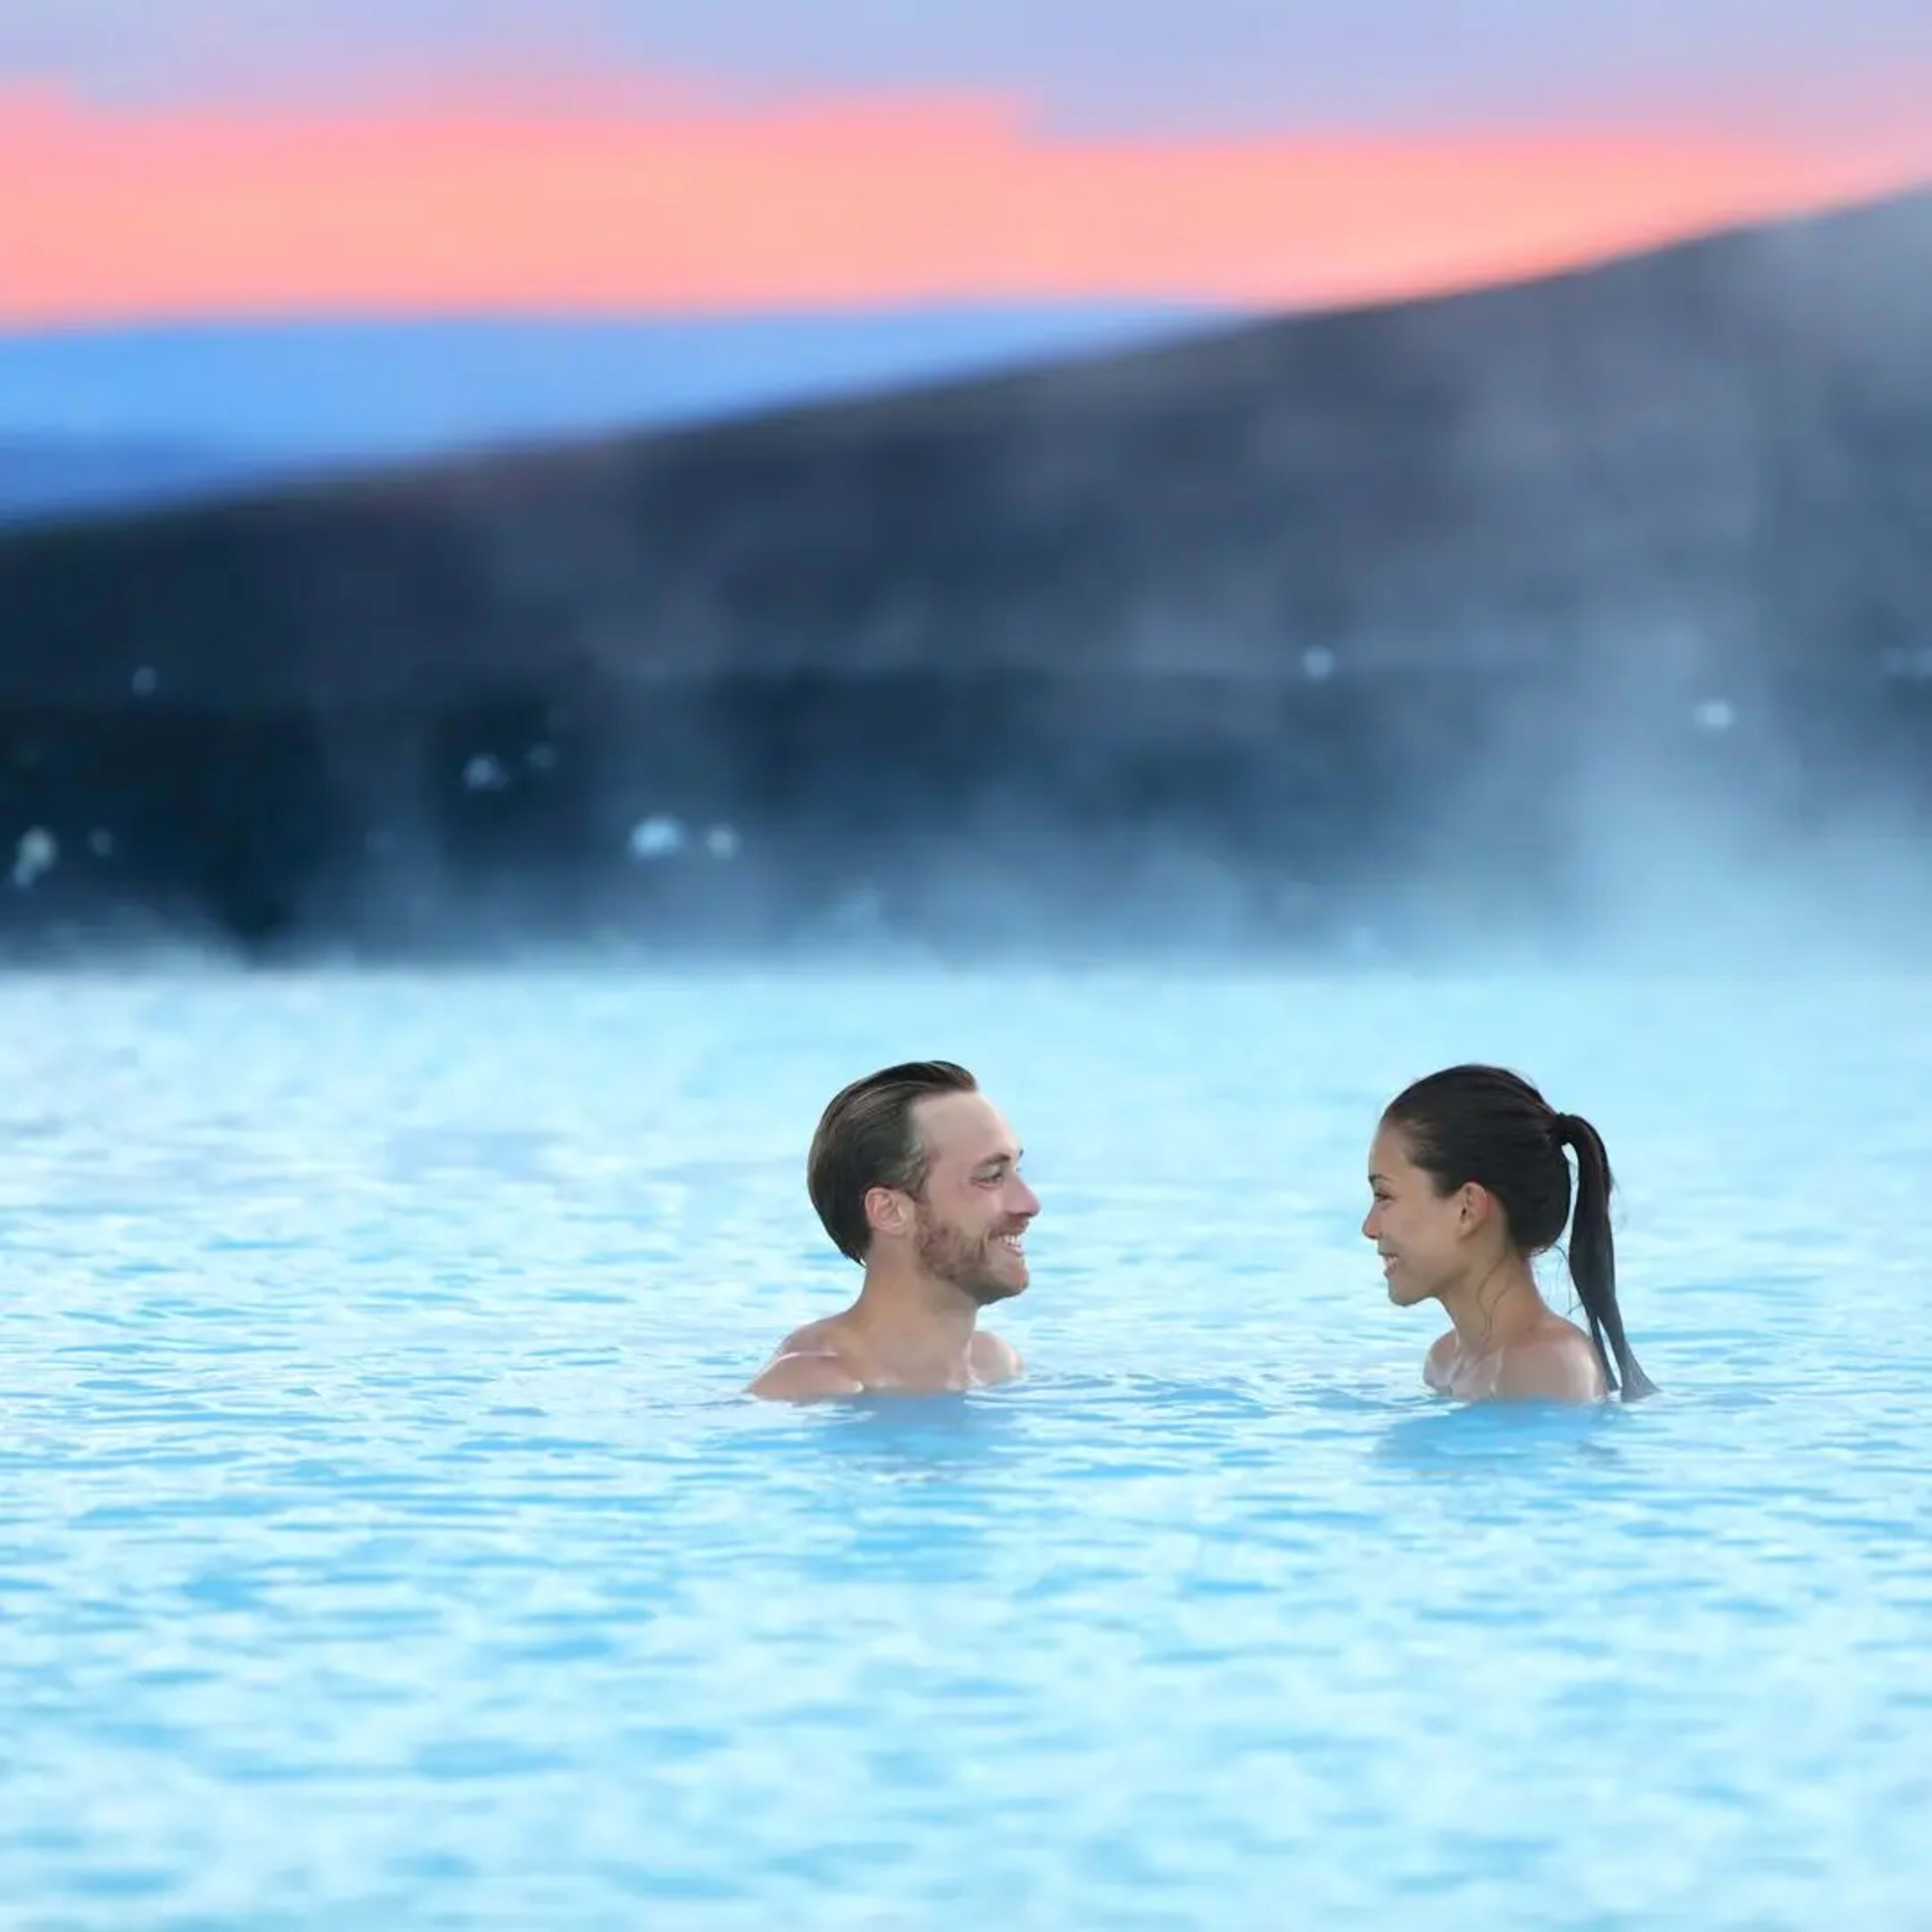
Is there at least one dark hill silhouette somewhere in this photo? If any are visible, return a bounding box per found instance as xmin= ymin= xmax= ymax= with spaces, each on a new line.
xmin=1 ymin=187 xmax=1927 ymax=957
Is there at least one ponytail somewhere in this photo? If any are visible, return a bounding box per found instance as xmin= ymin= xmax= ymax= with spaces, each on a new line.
xmin=1552 ymin=1112 xmax=1656 ymax=1401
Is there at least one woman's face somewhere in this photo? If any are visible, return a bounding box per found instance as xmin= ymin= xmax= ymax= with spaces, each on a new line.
xmin=1362 ymin=1122 xmax=1470 ymax=1307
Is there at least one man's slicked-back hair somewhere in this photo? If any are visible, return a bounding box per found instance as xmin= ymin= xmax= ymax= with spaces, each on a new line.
xmin=808 ymin=1061 xmax=979 ymax=1263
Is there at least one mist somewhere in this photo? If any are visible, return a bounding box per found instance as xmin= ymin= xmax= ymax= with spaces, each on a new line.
xmin=0 ymin=188 xmax=1927 ymax=974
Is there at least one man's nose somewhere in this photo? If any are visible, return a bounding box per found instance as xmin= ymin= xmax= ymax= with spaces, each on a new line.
xmin=1014 ymin=1177 xmax=1041 ymax=1218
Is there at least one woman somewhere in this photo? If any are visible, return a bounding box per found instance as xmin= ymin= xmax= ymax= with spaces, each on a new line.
xmin=1363 ymin=1064 xmax=1655 ymax=1404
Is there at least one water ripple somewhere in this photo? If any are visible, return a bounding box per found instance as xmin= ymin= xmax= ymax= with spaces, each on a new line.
xmin=1 ymin=968 xmax=1929 ymax=1928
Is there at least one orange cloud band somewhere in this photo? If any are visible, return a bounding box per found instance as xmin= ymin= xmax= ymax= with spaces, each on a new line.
xmin=2 ymin=81 xmax=1925 ymax=325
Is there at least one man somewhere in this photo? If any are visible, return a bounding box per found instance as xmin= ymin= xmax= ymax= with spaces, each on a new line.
xmin=748 ymin=1060 xmax=1038 ymax=1402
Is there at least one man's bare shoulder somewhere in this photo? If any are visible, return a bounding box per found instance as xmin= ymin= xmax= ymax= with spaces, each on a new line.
xmin=968 ymin=1329 xmax=1024 ymax=1386
xmin=747 ymin=1351 xmax=866 ymax=1402
xmin=768 ymin=1317 xmax=848 ymax=1359
xmin=1494 ymin=1327 xmax=1606 ymax=1405
xmin=747 ymin=1318 xmax=865 ymax=1404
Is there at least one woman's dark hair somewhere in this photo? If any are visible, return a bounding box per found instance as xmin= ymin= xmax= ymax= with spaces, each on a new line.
xmin=1384 ymin=1064 xmax=1656 ymax=1400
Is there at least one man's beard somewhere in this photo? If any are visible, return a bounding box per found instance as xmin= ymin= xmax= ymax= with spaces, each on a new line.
xmin=914 ymin=1210 xmax=1021 ymax=1306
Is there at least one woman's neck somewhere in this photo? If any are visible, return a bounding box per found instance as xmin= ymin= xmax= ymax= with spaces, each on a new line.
xmin=1437 ymin=1255 xmax=1547 ymax=1355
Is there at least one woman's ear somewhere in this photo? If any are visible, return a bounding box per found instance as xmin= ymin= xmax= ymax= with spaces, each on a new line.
xmin=1454 ymin=1181 xmax=1495 ymax=1236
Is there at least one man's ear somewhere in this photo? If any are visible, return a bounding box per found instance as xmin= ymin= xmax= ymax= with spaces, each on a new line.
xmin=864 ymin=1184 xmax=913 ymax=1242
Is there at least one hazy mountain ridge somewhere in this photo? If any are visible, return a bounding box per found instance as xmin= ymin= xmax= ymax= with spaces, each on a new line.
xmin=0 ymin=191 xmax=1926 ymax=957
xmin=0 ymin=305 xmax=1208 ymax=526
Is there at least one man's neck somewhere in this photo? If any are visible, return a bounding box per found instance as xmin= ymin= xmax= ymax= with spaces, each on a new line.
xmin=847 ymin=1266 xmax=980 ymax=1381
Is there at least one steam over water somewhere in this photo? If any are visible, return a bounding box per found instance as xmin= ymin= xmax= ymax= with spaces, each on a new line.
xmin=3 ymin=174 xmax=1929 ymax=1929
xmin=4 ymin=962 xmax=1928 ymax=1927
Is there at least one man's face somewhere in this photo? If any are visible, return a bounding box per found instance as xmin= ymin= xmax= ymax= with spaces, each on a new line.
xmin=906 ymin=1091 xmax=1038 ymax=1304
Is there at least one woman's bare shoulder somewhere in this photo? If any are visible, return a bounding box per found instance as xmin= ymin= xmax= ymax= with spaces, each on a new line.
xmin=1494 ymin=1325 xmax=1606 ymax=1404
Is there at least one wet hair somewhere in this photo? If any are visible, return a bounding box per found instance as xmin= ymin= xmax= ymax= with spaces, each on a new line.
xmin=1383 ymin=1064 xmax=1656 ymax=1400
xmin=808 ymin=1060 xmax=979 ymax=1263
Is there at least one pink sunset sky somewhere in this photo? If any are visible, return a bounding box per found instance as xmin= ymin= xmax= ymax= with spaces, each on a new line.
xmin=4 ymin=1 xmax=1930 ymax=326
